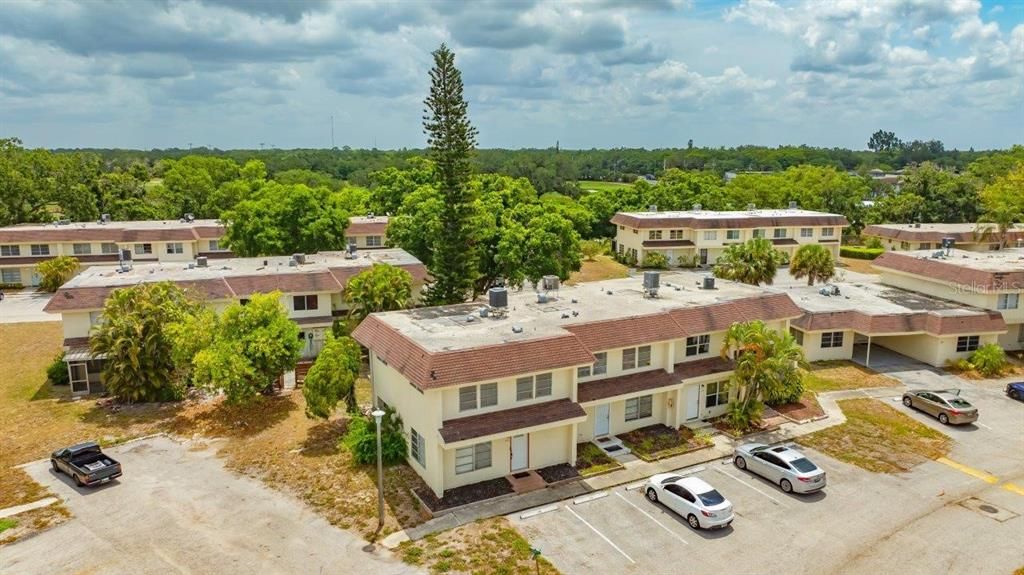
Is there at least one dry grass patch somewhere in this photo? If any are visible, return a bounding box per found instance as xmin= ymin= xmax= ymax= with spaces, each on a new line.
xmin=803 ymin=361 xmax=900 ymax=393
xmin=798 ymin=398 xmax=950 ymax=473
xmin=399 ymin=517 xmax=559 ymax=575
xmin=0 ymin=505 xmax=71 ymax=545
xmin=838 ymin=256 xmax=878 ymax=275
xmin=566 ymin=255 xmax=628 ymax=285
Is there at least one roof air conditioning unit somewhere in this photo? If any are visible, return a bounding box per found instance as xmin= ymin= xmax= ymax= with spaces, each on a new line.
xmin=648 ymin=204 xmax=658 ymax=212
xmin=747 ymin=203 xmax=756 ymax=212
xmin=345 ymin=244 xmax=357 ymax=259
xmin=788 ymin=201 xmax=798 ymax=209
xmin=914 ymin=222 xmax=921 ymax=228
xmin=643 ymin=271 xmax=660 ymax=298
xmin=288 ymin=259 xmax=298 ymax=267
xmin=488 ymin=287 xmax=508 ymax=309
xmin=184 ymin=213 xmax=195 ymax=223
xmin=196 ymin=256 xmax=208 ymax=267
xmin=542 ymin=275 xmax=560 ymax=291
xmin=537 ymin=293 xmax=549 ymax=304
xmin=702 ymin=276 xmax=716 ymax=290
xmin=101 ymin=213 xmax=111 ymax=223
xmin=692 ymin=203 xmax=701 ymax=211
xmin=292 ymin=253 xmax=306 ymax=265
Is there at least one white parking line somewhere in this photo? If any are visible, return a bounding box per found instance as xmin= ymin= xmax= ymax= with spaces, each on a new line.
xmin=614 ymin=492 xmax=688 ymax=545
xmin=564 ymin=505 xmax=636 ymax=564
xmin=975 ymin=422 xmax=993 ymax=430
xmin=713 ymin=466 xmax=785 ymax=506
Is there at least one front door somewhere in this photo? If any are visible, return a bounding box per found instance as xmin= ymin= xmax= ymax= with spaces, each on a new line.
xmin=699 ymin=249 xmax=708 ymax=265
xmin=685 ymin=385 xmax=700 ymax=421
xmin=594 ymin=404 xmax=610 ymax=437
xmin=510 ymin=434 xmax=528 ymax=472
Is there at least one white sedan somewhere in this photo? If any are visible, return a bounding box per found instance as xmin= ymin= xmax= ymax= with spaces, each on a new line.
xmin=643 ymin=473 xmax=734 ymax=530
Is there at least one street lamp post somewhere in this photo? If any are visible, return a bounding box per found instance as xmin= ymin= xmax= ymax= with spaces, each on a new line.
xmin=372 ymin=408 xmax=386 ymax=533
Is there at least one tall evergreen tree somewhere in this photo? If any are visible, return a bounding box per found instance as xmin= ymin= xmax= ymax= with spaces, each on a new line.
xmin=422 ymin=43 xmax=479 ymax=305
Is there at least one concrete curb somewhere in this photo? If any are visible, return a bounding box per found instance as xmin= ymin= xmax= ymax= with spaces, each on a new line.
xmin=14 ymin=432 xmax=169 ymax=470
xmin=0 ymin=497 xmax=59 ymax=519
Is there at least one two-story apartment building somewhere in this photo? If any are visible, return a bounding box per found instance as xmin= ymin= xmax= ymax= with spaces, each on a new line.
xmin=871 ymin=248 xmax=1024 ymax=351
xmin=352 ymin=273 xmax=803 ymax=498
xmin=611 ymin=208 xmax=849 ymax=267
xmin=346 ymin=215 xmax=389 ymax=250
xmin=44 ymin=249 xmax=426 ymax=395
xmin=0 ymin=219 xmax=229 ymax=287
xmin=862 ymin=223 xmax=1024 ymax=252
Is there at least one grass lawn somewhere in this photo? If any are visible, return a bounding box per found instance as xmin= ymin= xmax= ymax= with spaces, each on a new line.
xmin=575 ymin=442 xmax=622 ymax=476
xmin=803 ymin=361 xmax=900 ymax=393
xmin=0 ymin=518 xmax=16 ymax=533
xmin=566 ymin=255 xmax=629 ymax=285
xmin=838 ymin=256 xmax=879 ymax=275
xmin=797 ymin=398 xmax=951 ymax=473
xmin=577 ymin=180 xmax=632 ymax=193
xmin=399 ymin=517 xmax=559 ymax=574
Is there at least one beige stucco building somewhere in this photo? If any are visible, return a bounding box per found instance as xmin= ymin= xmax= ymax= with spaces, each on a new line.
xmin=0 ymin=219 xmax=229 ymax=287
xmin=353 ymin=273 xmax=802 ymax=498
xmin=862 ymin=223 xmax=1024 ymax=253
xmin=345 ymin=215 xmax=389 ymax=250
xmin=872 ymin=249 xmax=1024 ymax=351
xmin=611 ymin=208 xmax=848 ymax=267
xmin=45 ymin=249 xmax=426 ymax=395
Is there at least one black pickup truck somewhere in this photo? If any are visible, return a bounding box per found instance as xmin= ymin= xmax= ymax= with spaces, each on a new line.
xmin=50 ymin=442 xmax=122 ymax=487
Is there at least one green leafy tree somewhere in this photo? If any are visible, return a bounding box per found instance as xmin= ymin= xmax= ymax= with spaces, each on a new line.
xmin=302 ymin=334 xmax=362 ymax=419
xmin=343 ymin=407 xmax=408 ymax=465
xmin=580 ymin=239 xmax=604 ymax=261
xmin=713 ymin=238 xmax=787 ymax=286
xmin=899 ymin=162 xmax=980 ymax=223
xmin=977 ymin=163 xmax=1024 ymax=248
xmin=222 ymin=182 xmax=351 ymax=256
xmin=721 ymin=321 xmax=806 ymax=429
xmin=165 ymin=307 xmax=218 ymax=385
xmin=422 ymin=43 xmax=479 ymax=305
xmin=867 ymin=130 xmax=902 ymax=152
xmin=37 ymin=256 xmax=80 ymax=292
xmin=343 ymin=263 xmax=414 ymax=323
xmin=190 ymin=291 xmax=302 ymax=404
xmin=367 ymin=158 xmax=435 ymax=215
xmin=790 ymin=244 xmax=835 ymax=286
xmin=90 ymin=282 xmax=203 ymax=403
xmin=496 ymin=211 xmax=582 ymax=287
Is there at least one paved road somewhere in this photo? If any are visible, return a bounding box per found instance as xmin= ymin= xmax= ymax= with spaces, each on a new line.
xmin=1 ymin=436 xmax=420 ymax=575
xmin=512 ymin=375 xmax=1024 ymax=575
xmin=0 ymin=290 xmax=57 ymax=323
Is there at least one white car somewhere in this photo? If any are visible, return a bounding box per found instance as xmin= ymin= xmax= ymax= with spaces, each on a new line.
xmin=733 ymin=443 xmax=826 ymax=494
xmin=643 ymin=473 xmax=734 ymax=530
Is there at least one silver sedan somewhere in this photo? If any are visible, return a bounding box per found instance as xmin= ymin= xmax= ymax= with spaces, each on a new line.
xmin=733 ymin=443 xmax=826 ymax=494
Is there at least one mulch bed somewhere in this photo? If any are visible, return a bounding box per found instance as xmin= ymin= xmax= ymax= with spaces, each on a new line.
xmin=413 ymin=477 xmax=514 ymax=513
xmin=772 ymin=393 xmax=827 ymax=422
xmin=711 ymin=418 xmax=781 ymax=440
xmin=536 ymin=463 xmax=580 ymax=484
xmin=616 ymin=424 xmax=712 ymax=461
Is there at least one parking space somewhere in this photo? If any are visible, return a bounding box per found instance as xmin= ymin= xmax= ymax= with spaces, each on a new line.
xmin=512 ymin=437 xmax=1024 ymax=575
xmin=0 ymin=290 xmax=57 ymax=324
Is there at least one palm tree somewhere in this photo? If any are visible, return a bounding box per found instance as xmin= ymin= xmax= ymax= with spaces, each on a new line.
xmin=974 ymin=205 xmax=1018 ymax=250
xmin=790 ymin=244 xmax=836 ymax=286
xmin=36 ymin=255 xmax=80 ymax=292
xmin=720 ymin=321 xmax=806 ymax=429
xmin=712 ymin=238 xmax=787 ymax=286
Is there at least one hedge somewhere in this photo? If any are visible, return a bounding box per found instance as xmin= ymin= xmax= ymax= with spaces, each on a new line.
xmin=0 ymin=282 xmax=24 ymax=290
xmin=840 ymin=246 xmax=884 ymax=260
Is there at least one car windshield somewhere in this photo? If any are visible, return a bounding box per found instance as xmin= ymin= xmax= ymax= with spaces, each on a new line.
xmin=947 ymin=398 xmax=972 ymax=408
xmin=697 ymin=489 xmax=725 ymax=506
xmin=790 ymin=457 xmax=818 ymax=473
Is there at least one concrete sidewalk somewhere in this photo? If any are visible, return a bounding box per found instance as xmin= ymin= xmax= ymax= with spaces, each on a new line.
xmin=383 ymin=389 xmax=860 ymax=548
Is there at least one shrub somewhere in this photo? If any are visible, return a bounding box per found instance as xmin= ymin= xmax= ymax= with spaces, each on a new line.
xmin=969 ymin=344 xmax=1009 ymax=377
xmin=342 ymin=408 xmax=408 ymax=465
xmin=47 ymin=352 xmax=69 ymax=386
xmin=726 ymin=399 xmax=764 ymax=432
xmin=0 ymin=282 xmax=23 ymax=290
xmin=676 ymin=254 xmax=699 ymax=268
xmin=37 ymin=255 xmax=80 ymax=292
xmin=864 ymin=236 xmax=884 ymax=249
xmin=580 ymin=239 xmax=606 ymax=261
xmin=840 ymin=246 xmax=884 ymax=260
xmin=945 ymin=358 xmax=973 ymax=373
xmin=764 ymin=375 xmax=804 ymax=405
xmin=616 ymin=250 xmax=638 ymax=267
xmin=640 ymin=252 xmax=669 ymax=269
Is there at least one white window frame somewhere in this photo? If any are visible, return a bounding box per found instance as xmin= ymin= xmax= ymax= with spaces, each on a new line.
xmin=72 ymin=243 xmax=92 ymax=255
xmin=822 ymin=227 xmax=835 ymax=237
xmin=577 ymin=365 xmax=591 ymax=378
xmin=669 ymin=230 xmax=685 ymax=240
xmin=410 ymin=428 xmax=425 ymax=468
xmin=726 ymin=230 xmax=740 ymax=240
xmin=100 ymin=242 xmax=119 ymax=254
xmin=997 ymin=293 xmax=1019 ymax=310
xmin=134 ymin=243 xmax=152 ymax=255
xmin=705 ymin=381 xmax=729 ymax=408
xmin=773 ymin=228 xmax=787 ymax=239
xmin=366 ymin=235 xmax=383 ymax=247
xmin=800 ymin=228 xmax=813 ymax=238
xmin=703 ymin=230 xmax=717 ymax=241
xmin=30 ymin=244 xmax=50 ymax=256
xmin=166 ymin=242 xmax=184 ymax=254
xmin=480 ymin=382 xmax=497 ymax=407
xmin=459 ymin=386 xmax=477 ymax=412
xmin=752 ymin=229 xmax=765 ymax=239
xmin=820 ymin=331 xmax=844 ymax=349
xmin=685 ymin=334 xmax=710 ymax=357
xmin=624 ymin=395 xmax=653 ymax=421
xmin=293 ymin=294 xmax=318 ymax=311
xmin=789 ymin=327 xmax=804 ymax=345
xmin=516 ymin=377 xmax=534 ymax=401
xmin=208 ymin=239 xmax=221 ymax=251
xmin=592 ymin=352 xmax=607 ymax=375
xmin=1 ymin=269 xmax=22 ymax=284
xmin=455 ymin=442 xmax=492 ymax=475
xmin=1 ymin=245 xmax=21 ymax=256
xmin=956 ymin=335 xmax=980 ymax=353
xmin=648 ymin=230 xmax=663 ymax=240
xmin=622 ymin=348 xmax=636 ymax=370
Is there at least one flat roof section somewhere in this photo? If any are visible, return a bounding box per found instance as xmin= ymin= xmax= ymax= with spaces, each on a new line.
xmin=368 ymin=271 xmax=783 ymax=353
xmin=880 ymin=248 xmax=1024 ymax=273
xmin=863 ymin=223 xmax=1024 ymax=243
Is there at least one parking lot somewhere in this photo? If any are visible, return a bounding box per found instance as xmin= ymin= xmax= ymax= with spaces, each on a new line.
xmin=0 ymin=436 xmax=416 ymax=575
xmin=512 ymin=379 xmax=1024 ymax=575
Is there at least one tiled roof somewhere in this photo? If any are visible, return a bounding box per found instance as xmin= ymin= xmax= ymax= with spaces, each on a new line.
xmin=295 ymin=315 xmax=335 ymax=326
xmin=612 ymin=213 xmax=849 ymax=230
xmin=225 ymin=271 xmax=342 ymax=295
xmin=771 ymin=238 xmax=799 ymax=246
xmin=642 ymin=239 xmax=695 ymax=248
xmin=347 ymin=219 xmax=389 ymax=235
xmin=438 ymin=398 xmax=586 ymax=443
xmin=668 ymin=293 xmax=803 ymax=337
xmin=565 ymin=313 xmax=681 ymax=351
xmin=790 ymin=309 xmax=1006 ymax=336
xmin=577 ymin=357 xmax=734 ymax=403
xmin=44 ymin=286 xmax=118 ymax=312
xmin=353 ymin=315 xmax=596 ymax=390
xmin=120 ymin=228 xmax=200 ymax=242
xmin=872 ymin=252 xmax=1024 ymax=291
xmin=0 ymin=224 xmax=226 ymax=243
xmin=863 ymin=224 xmax=1024 ymax=244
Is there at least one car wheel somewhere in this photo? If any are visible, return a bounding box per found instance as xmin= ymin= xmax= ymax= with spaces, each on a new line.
xmin=938 ymin=413 xmax=949 ymax=425
xmin=902 ymin=396 xmax=913 ymax=407
xmin=73 ymin=474 xmax=84 ymax=487
xmin=687 ymin=514 xmax=701 ymax=530
xmin=734 ymin=456 xmax=747 ymax=470
xmin=780 ymin=479 xmax=793 ymax=493
xmin=646 ymin=488 xmax=658 ymax=503
xmin=51 ymin=461 xmax=59 ymax=472
xmin=1011 ymin=390 xmax=1021 ymax=400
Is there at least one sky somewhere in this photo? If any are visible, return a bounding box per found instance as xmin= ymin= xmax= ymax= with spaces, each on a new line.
xmin=0 ymin=0 xmax=1022 ymax=151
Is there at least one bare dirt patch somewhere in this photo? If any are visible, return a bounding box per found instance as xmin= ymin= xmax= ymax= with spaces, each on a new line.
xmin=773 ymin=392 xmax=826 ymax=422
xmin=398 ymin=517 xmax=559 ymax=575
xmin=797 ymin=398 xmax=951 ymax=474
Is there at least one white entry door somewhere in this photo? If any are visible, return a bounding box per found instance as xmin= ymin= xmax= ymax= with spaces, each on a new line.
xmin=685 ymin=385 xmax=700 ymax=421
xmin=594 ymin=404 xmax=610 ymax=437
xmin=510 ymin=434 xmax=529 ymax=472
